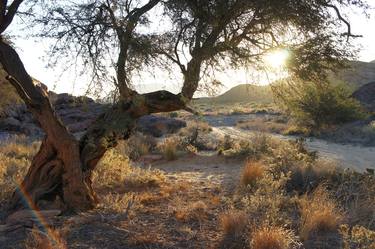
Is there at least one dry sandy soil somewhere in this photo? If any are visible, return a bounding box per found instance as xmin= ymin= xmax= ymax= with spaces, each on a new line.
xmin=1 ymin=154 xmax=244 ymax=249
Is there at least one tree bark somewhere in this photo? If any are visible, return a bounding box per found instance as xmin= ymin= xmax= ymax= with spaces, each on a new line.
xmin=0 ymin=41 xmax=96 ymax=211
xmin=0 ymin=39 xmax=192 ymax=211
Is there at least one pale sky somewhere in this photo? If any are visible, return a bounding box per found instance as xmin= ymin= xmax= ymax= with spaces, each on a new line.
xmin=7 ymin=3 xmax=375 ymax=97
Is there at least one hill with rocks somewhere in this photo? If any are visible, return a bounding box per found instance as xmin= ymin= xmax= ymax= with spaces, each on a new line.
xmin=0 ymin=80 xmax=186 ymax=138
xmin=328 ymin=60 xmax=375 ymax=89
xmin=352 ymin=82 xmax=375 ymax=112
xmin=197 ymin=84 xmax=273 ymax=104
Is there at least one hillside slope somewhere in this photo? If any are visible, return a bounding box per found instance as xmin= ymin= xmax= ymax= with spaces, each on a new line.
xmin=329 ymin=60 xmax=375 ymax=89
xmin=197 ymin=84 xmax=273 ymax=104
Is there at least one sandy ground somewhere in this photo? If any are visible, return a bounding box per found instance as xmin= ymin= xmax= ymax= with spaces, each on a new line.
xmin=213 ymin=126 xmax=375 ymax=172
xmin=152 ymin=154 xmax=242 ymax=190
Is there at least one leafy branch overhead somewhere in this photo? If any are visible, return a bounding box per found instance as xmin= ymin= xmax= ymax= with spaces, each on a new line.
xmin=0 ymin=0 xmax=369 ymax=211
xmin=31 ymin=0 xmax=367 ymax=99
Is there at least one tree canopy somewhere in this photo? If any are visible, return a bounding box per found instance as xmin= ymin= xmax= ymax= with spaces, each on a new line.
xmin=0 ymin=0 xmax=369 ymax=211
xmin=26 ymin=0 xmax=368 ymax=99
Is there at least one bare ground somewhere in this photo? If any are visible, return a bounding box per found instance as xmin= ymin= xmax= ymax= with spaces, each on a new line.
xmin=1 ymin=154 xmax=244 ymax=249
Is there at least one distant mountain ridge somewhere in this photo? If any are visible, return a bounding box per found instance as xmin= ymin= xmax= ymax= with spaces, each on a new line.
xmin=197 ymin=84 xmax=273 ymax=104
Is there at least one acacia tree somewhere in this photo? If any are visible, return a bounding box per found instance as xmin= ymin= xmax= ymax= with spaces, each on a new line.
xmin=0 ymin=0 xmax=368 ymax=211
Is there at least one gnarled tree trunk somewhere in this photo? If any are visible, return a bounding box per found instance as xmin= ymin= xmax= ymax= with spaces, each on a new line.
xmin=0 ymin=40 xmax=197 ymax=211
xmin=0 ymin=41 xmax=96 ymax=211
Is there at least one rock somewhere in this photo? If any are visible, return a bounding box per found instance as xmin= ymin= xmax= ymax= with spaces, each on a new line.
xmin=67 ymin=119 xmax=94 ymax=133
xmin=0 ymin=117 xmax=22 ymax=132
xmin=137 ymin=115 xmax=186 ymax=137
xmin=0 ymin=92 xmax=185 ymax=137
xmin=352 ymin=82 xmax=375 ymax=112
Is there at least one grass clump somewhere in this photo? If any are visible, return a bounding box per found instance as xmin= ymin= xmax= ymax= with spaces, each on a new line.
xmin=299 ymin=186 xmax=344 ymax=241
xmin=118 ymin=132 xmax=156 ymax=160
xmin=250 ymin=225 xmax=301 ymax=249
xmin=158 ymin=137 xmax=179 ymax=161
xmin=174 ymin=199 xmax=208 ymax=222
xmin=240 ymin=161 xmax=265 ymax=187
xmin=340 ymin=224 xmax=375 ymax=249
xmin=218 ymin=210 xmax=249 ymax=248
xmin=0 ymin=137 xmax=39 ymax=206
xmin=220 ymin=210 xmax=248 ymax=240
xmin=94 ymin=148 xmax=165 ymax=192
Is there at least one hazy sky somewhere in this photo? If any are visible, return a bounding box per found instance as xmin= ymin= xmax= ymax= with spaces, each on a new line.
xmin=8 ymin=3 xmax=375 ymax=97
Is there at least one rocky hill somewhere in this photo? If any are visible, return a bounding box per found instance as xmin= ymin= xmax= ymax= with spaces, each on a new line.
xmin=328 ymin=60 xmax=375 ymax=89
xmin=352 ymin=82 xmax=375 ymax=112
xmin=197 ymin=84 xmax=273 ymax=104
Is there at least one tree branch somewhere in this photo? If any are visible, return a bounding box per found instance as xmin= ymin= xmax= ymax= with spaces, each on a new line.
xmin=324 ymin=3 xmax=362 ymax=42
xmin=0 ymin=0 xmax=24 ymax=34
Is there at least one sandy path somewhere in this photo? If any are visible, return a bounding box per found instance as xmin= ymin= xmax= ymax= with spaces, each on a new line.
xmin=212 ymin=126 xmax=375 ymax=172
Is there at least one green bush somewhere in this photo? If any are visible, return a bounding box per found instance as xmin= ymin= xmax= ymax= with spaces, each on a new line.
xmin=274 ymin=80 xmax=365 ymax=129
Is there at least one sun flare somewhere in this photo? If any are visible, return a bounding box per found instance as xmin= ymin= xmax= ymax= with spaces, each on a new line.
xmin=264 ymin=49 xmax=289 ymax=69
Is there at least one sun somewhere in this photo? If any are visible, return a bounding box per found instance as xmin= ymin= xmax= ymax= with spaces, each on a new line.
xmin=264 ymin=49 xmax=289 ymax=69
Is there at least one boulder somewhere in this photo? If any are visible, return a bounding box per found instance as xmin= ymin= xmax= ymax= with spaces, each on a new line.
xmin=0 ymin=91 xmax=186 ymax=137
xmin=0 ymin=117 xmax=22 ymax=132
xmin=137 ymin=115 xmax=186 ymax=137
xmin=352 ymin=82 xmax=375 ymax=112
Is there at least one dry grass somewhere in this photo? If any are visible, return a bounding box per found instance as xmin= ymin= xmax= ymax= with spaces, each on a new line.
xmin=117 ymin=132 xmax=156 ymax=160
xmin=299 ymin=186 xmax=344 ymax=241
xmin=251 ymin=225 xmax=300 ymax=249
xmin=340 ymin=224 xmax=375 ymax=248
xmin=240 ymin=160 xmax=265 ymax=187
xmin=158 ymin=137 xmax=179 ymax=161
xmin=174 ymin=199 xmax=208 ymax=222
xmin=237 ymin=116 xmax=289 ymax=134
xmin=25 ymin=228 xmax=67 ymax=249
xmin=94 ymin=149 xmax=165 ymax=192
xmin=0 ymin=138 xmax=40 ymax=205
xmin=220 ymin=210 xmax=248 ymax=239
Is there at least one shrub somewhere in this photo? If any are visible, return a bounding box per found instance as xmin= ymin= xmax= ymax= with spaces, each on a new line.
xmin=340 ymin=224 xmax=375 ymax=249
xmin=179 ymin=120 xmax=212 ymax=150
xmin=158 ymin=137 xmax=179 ymax=160
xmin=117 ymin=132 xmax=156 ymax=160
xmin=299 ymin=186 xmax=344 ymax=241
xmin=93 ymin=149 xmax=131 ymax=190
xmin=274 ymin=79 xmax=365 ymax=130
xmin=241 ymin=170 xmax=291 ymax=226
xmin=222 ymin=133 xmax=273 ymax=159
xmin=94 ymin=149 xmax=165 ymax=192
xmin=174 ymin=199 xmax=208 ymax=222
xmin=251 ymin=225 xmax=301 ymax=249
xmin=240 ymin=161 xmax=265 ymax=187
xmin=220 ymin=210 xmax=248 ymax=239
xmin=169 ymin=112 xmax=179 ymax=118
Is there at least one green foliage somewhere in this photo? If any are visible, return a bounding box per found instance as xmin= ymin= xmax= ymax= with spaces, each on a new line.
xmin=274 ymin=80 xmax=365 ymax=129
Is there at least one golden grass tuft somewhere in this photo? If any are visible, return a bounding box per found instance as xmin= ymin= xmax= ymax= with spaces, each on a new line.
xmin=174 ymin=199 xmax=208 ymax=222
xmin=220 ymin=210 xmax=248 ymax=239
xmin=240 ymin=160 xmax=265 ymax=187
xmin=0 ymin=139 xmax=40 ymax=204
xmin=299 ymin=186 xmax=344 ymax=241
xmin=158 ymin=137 xmax=179 ymax=161
xmin=251 ymin=225 xmax=297 ymax=249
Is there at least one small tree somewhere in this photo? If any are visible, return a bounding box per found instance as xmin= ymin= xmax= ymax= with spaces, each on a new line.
xmin=0 ymin=0 xmax=369 ymax=211
xmin=273 ymin=79 xmax=365 ymax=129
